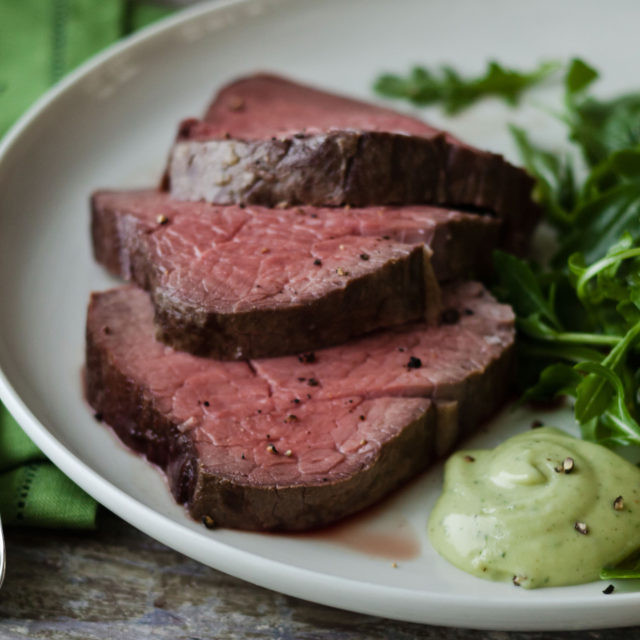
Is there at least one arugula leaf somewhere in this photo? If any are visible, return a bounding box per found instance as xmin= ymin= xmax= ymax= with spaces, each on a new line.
xmin=565 ymin=58 xmax=599 ymax=98
xmin=522 ymin=363 xmax=582 ymax=403
xmin=572 ymin=233 xmax=640 ymax=305
xmin=569 ymin=94 xmax=640 ymax=167
xmin=559 ymin=184 xmax=640 ymax=265
xmin=575 ymin=360 xmax=640 ymax=446
xmin=556 ymin=158 xmax=640 ymax=265
xmin=601 ymin=548 xmax=640 ymax=580
xmin=509 ymin=125 xmax=576 ymax=228
xmin=373 ymin=60 xmax=560 ymax=115
xmin=564 ymin=59 xmax=640 ymax=166
xmin=511 ymin=60 xmax=640 ymax=264
xmin=493 ymin=251 xmax=561 ymax=328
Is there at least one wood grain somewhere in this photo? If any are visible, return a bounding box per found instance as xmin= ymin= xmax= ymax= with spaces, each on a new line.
xmin=0 ymin=510 xmax=636 ymax=639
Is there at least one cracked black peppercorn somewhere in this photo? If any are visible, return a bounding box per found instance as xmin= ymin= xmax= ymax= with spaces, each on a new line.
xmin=440 ymin=308 xmax=460 ymax=325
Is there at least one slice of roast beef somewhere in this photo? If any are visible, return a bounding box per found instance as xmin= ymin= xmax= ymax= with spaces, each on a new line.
xmin=165 ymin=73 xmax=538 ymax=253
xmin=85 ymin=282 xmax=514 ymax=530
xmin=92 ymin=190 xmax=499 ymax=359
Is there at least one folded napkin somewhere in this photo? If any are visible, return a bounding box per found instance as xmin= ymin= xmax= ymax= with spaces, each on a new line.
xmin=0 ymin=405 xmax=97 ymax=528
xmin=0 ymin=0 xmax=174 ymax=527
xmin=1 ymin=0 xmax=173 ymax=136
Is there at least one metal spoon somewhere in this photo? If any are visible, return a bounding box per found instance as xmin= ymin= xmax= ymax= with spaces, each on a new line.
xmin=0 ymin=515 xmax=6 ymax=587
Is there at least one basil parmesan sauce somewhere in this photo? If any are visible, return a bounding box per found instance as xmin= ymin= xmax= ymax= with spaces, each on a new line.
xmin=428 ymin=427 xmax=640 ymax=588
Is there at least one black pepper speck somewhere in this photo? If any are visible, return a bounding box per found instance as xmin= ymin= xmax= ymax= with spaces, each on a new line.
xmin=440 ymin=308 xmax=460 ymax=325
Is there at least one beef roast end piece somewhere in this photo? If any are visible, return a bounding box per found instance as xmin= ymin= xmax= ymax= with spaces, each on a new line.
xmin=166 ymin=74 xmax=539 ymax=253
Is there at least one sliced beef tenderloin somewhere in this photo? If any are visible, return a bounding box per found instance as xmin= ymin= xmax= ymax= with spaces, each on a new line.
xmin=91 ymin=190 xmax=498 ymax=359
xmin=85 ymin=282 xmax=514 ymax=530
xmin=253 ymin=281 xmax=515 ymax=450
xmin=165 ymin=73 xmax=538 ymax=253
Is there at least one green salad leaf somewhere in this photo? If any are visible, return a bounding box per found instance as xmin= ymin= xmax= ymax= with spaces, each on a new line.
xmin=375 ymin=54 xmax=640 ymax=580
xmin=565 ymin=58 xmax=640 ymax=166
xmin=509 ymin=125 xmax=576 ymax=228
xmin=564 ymin=58 xmax=599 ymax=96
xmin=373 ymin=60 xmax=560 ymax=114
xmin=493 ymin=59 xmax=640 ymax=579
xmin=601 ymin=549 xmax=640 ymax=580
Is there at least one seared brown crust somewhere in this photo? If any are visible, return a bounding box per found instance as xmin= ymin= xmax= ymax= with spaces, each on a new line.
xmin=91 ymin=191 xmax=441 ymax=360
xmin=151 ymin=245 xmax=437 ymax=359
xmin=85 ymin=315 xmax=198 ymax=506
xmin=85 ymin=289 xmax=437 ymax=530
xmin=85 ymin=284 xmax=515 ymax=531
xmin=186 ymin=405 xmax=437 ymax=530
xmin=168 ymin=125 xmax=539 ymax=254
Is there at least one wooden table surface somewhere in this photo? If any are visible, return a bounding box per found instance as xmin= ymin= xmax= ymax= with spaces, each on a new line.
xmin=1 ymin=510 xmax=637 ymax=639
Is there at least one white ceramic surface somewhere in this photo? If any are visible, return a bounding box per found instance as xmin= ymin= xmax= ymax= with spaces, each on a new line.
xmin=2 ymin=0 xmax=640 ymax=630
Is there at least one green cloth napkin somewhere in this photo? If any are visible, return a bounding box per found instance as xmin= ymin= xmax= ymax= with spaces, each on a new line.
xmin=0 ymin=0 xmax=175 ymax=527
xmin=1 ymin=0 xmax=173 ymax=136
xmin=0 ymin=405 xmax=97 ymax=528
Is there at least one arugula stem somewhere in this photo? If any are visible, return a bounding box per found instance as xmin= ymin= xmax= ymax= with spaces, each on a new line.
xmin=517 ymin=321 xmax=623 ymax=346
xmin=518 ymin=342 xmax=605 ymax=363
xmin=551 ymin=331 xmax=623 ymax=346
xmin=576 ymin=248 xmax=640 ymax=300
xmin=601 ymin=319 xmax=640 ymax=367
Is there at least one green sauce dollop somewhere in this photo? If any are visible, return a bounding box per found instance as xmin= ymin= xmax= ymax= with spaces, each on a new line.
xmin=428 ymin=427 xmax=640 ymax=588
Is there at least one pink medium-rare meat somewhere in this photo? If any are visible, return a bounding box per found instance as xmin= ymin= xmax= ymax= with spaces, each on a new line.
xmin=92 ymin=190 xmax=500 ymax=358
xmin=166 ymin=73 xmax=539 ymax=253
xmin=85 ymin=282 xmax=515 ymax=530
xmin=92 ymin=189 xmax=437 ymax=359
xmin=200 ymin=72 xmax=459 ymax=140
xmin=253 ymin=281 xmax=515 ymax=440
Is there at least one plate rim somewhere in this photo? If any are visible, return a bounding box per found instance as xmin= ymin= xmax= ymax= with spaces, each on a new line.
xmin=1 ymin=0 xmax=639 ymax=629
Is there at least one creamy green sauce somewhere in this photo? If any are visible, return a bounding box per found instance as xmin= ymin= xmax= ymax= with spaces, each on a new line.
xmin=428 ymin=427 xmax=640 ymax=588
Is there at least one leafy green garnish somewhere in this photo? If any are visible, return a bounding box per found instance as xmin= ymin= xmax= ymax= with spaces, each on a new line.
xmin=492 ymin=251 xmax=561 ymax=328
xmin=376 ymin=54 xmax=640 ymax=580
xmin=509 ymin=62 xmax=640 ymax=265
xmin=494 ymin=241 xmax=640 ymax=448
xmin=601 ymin=549 xmax=640 ymax=580
xmin=509 ymin=125 xmax=576 ymax=229
xmin=494 ymin=59 xmax=640 ymax=579
xmin=565 ymin=58 xmax=640 ymax=167
xmin=564 ymin=58 xmax=599 ymax=96
xmin=373 ymin=60 xmax=560 ymax=115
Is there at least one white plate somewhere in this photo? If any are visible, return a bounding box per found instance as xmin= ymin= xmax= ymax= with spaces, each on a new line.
xmin=2 ymin=0 xmax=640 ymax=630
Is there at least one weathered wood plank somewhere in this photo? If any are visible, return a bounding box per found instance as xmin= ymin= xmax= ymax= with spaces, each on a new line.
xmin=0 ymin=510 xmax=636 ymax=639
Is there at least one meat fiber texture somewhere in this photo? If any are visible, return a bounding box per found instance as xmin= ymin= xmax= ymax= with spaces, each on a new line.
xmin=92 ymin=189 xmax=499 ymax=359
xmin=85 ymin=281 xmax=515 ymax=531
xmin=166 ymin=73 xmax=539 ymax=254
